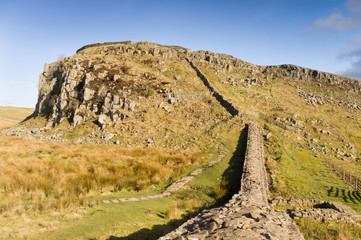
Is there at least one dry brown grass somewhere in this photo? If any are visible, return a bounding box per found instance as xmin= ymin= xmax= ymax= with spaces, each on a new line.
xmin=0 ymin=106 xmax=33 ymax=130
xmin=165 ymin=205 xmax=184 ymax=220
xmin=0 ymin=135 xmax=204 ymax=215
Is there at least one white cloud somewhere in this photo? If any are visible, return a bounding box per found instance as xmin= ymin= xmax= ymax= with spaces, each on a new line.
xmin=313 ymin=11 xmax=359 ymax=30
xmin=339 ymin=60 xmax=361 ymax=79
xmin=338 ymin=38 xmax=361 ymax=79
xmin=7 ymin=80 xmax=23 ymax=86
xmin=0 ymin=98 xmax=16 ymax=106
xmin=347 ymin=0 xmax=361 ymax=14
xmin=313 ymin=0 xmax=361 ymax=31
xmin=313 ymin=0 xmax=361 ymax=80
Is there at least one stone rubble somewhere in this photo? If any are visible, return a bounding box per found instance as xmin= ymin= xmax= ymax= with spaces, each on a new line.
xmin=271 ymin=198 xmax=361 ymax=225
xmin=296 ymin=87 xmax=361 ymax=110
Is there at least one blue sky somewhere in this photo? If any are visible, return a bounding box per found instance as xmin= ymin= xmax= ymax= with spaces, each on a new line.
xmin=1 ymin=0 xmax=361 ymax=108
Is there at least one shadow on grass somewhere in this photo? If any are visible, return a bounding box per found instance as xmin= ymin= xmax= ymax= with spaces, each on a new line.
xmin=104 ymin=126 xmax=248 ymax=240
xmin=327 ymin=186 xmax=361 ymax=203
xmin=20 ymin=111 xmax=37 ymax=123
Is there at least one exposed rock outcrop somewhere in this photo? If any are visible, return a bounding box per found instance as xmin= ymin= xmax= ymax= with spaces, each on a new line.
xmin=35 ymin=58 xmax=140 ymax=127
xmin=12 ymin=41 xmax=361 ymax=131
xmin=264 ymin=64 xmax=361 ymax=93
xmin=296 ymin=87 xmax=361 ymax=110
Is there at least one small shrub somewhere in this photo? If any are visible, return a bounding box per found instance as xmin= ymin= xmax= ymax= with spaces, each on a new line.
xmin=120 ymin=65 xmax=132 ymax=75
xmin=143 ymin=88 xmax=156 ymax=97
xmin=211 ymin=180 xmax=228 ymax=199
xmin=165 ymin=205 xmax=183 ymax=220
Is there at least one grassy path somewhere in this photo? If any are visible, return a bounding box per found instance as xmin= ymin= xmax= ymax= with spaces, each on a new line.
xmin=29 ymin=146 xmax=239 ymax=240
xmin=100 ymin=149 xmax=226 ymax=204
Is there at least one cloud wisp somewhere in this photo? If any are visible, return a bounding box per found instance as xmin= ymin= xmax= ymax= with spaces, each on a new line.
xmin=313 ymin=0 xmax=361 ymax=80
xmin=313 ymin=0 xmax=361 ymax=31
xmin=338 ymin=42 xmax=361 ymax=79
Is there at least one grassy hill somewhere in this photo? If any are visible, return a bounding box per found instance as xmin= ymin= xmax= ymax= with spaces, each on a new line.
xmin=195 ymin=58 xmax=361 ymax=206
xmin=1 ymin=41 xmax=361 ymax=239
xmin=0 ymin=106 xmax=33 ymax=130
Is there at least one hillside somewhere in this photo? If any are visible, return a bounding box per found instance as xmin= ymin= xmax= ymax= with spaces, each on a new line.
xmin=1 ymin=41 xmax=361 ymax=239
xmin=0 ymin=106 xmax=33 ymax=130
xmin=4 ymin=40 xmax=361 ymax=185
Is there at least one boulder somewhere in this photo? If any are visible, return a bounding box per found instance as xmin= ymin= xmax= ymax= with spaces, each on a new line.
xmin=113 ymin=74 xmax=121 ymax=81
xmin=98 ymin=114 xmax=107 ymax=126
xmin=113 ymin=95 xmax=120 ymax=105
xmin=98 ymin=71 xmax=108 ymax=79
xmin=85 ymin=73 xmax=95 ymax=86
xmin=93 ymin=64 xmax=102 ymax=70
xmin=83 ymin=88 xmax=95 ymax=101
xmin=73 ymin=114 xmax=83 ymax=127
xmin=128 ymin=100 xmax=136 ymax=111
xmin=104 ymin=94 xmax=112 ymax=109
xmin=265 ymin=133 xmax=272 ymax=140
xmin=168 ymin=97 xmax=176 ymax=105
xmin=98 ymin=85 xmax=108 ymax=98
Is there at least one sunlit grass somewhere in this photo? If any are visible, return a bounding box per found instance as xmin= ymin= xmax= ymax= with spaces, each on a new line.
xmin=0 ymin=106 xmax=33 ymax=130
xmin=296 ymin=218 xmax=361 ymax=240
xmin=0 ymin=134 xmax=204 ymax=215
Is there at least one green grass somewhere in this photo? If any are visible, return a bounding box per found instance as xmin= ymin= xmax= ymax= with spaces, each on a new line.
xmin=266 ymin=124 xmax=361 ymax=213
xmin=20 ymin=198 xmax=175 ymax=240
xmin=274 ymin=205 xmax=312 ymax=211
xmin=0 ymin=119 xmax=245 ymax=240
xmin=97 ymin=147 xmax=225 ymax=203
xmin=3 ymin=44 xmax=361 ymax=239
xmin=296 ymin=218 xmax=361 ymax=240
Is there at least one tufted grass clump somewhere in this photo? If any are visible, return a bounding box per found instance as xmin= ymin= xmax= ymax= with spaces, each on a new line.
xmin=296 ymin=218 xmax=361 ymax=240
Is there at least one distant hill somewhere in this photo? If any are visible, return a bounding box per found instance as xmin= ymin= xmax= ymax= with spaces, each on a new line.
xmin=0 ymin=106 xmax=33 ymax=130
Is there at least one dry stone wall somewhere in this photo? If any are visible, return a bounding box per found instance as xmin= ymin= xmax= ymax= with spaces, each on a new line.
xmin=159 ymin=122 xmax=304 ymax=240
xmin=187 ymin=59 xmax=240 ymax=117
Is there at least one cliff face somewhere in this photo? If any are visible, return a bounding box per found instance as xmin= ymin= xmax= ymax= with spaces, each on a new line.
xmin=36 ymin=42 xmax=184 ymax=127
xmin=265 ymin=64 xmax=361 ymax=93
xmin=31 ymin=41 xmax=361 ymax=131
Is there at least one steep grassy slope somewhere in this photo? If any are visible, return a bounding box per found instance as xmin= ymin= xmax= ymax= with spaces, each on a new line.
xmin=196 ymin=57 xmax=361 ymax=210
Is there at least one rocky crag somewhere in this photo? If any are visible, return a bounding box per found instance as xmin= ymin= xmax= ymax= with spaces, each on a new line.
xmin=3 ymin=41 xmax=361 ymax=144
